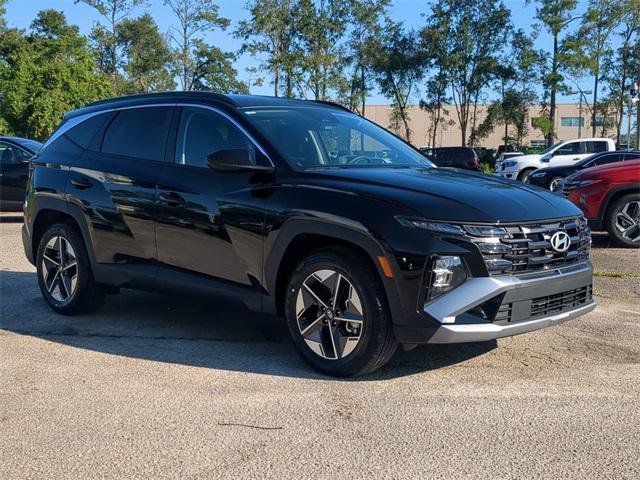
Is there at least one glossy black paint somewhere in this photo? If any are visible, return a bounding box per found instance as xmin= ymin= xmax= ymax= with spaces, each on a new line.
xmin=22 ymin=92 xmax=586 ymax=344
xmin=0 ymin=136 xmax=42 ymax=210
xmin=528 ymin=150 xmax=640 ymax=189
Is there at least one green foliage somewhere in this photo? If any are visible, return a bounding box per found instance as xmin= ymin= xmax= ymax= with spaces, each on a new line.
xmin=163 ymin=0 xmax=230 ymax=90
xmin=0 ymin=10 xmax=112 ymax=140
xmin=370 ymin=25 xmax=423 ymax=142
xmin=117 ymin=13 xmax=175 ymax=93
xmin=190 ymin=39 xmax=248 ymax=93
xmin=424 ymin=0 xmax=512 ymax=146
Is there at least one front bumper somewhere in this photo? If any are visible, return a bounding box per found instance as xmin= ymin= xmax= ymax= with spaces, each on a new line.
xmin=396 ymin=262 xmax=595 ymax=344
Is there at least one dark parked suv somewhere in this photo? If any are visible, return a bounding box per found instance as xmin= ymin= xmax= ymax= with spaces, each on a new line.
xmin=420 ymin=146 xmax=479 ymax=170
xmin=22 ymin=93 xmax=595 ymax=376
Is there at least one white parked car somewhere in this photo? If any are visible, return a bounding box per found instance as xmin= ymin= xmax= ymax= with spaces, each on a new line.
xmin=495 ymin=138 xmax=616 ymax=182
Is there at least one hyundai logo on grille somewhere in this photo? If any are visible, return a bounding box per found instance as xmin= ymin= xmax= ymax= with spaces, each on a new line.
xmin=550 ymin=231 xmax=571 ymax=253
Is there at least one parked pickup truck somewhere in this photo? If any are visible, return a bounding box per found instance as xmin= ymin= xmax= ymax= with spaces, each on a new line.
xmin=495 ymin=138 xmax=616 ymax=182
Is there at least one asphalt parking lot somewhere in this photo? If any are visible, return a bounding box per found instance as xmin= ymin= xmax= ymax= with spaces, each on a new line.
xmin=1 ymin=212 xmax=639 ymax=479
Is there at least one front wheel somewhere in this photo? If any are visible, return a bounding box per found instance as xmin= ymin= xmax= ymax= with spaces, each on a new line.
xmin=285 ymin=248 xmax=398 ymax=376
xmin=36 ymin=223 xmax=106 ymax=314
xmin=517 ymin=168 xmax=535 ymax=183
xmin=548 ymin=176 xmax=564 ymax=191
xmin=606 ymin=194 xmax=640 ymax=248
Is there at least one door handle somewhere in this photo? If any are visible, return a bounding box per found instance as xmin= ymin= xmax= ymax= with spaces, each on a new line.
xmin=70 ymin=177 xmax=92 ymax=189
xmin=159 ymin=191 xmax=185 ymax=207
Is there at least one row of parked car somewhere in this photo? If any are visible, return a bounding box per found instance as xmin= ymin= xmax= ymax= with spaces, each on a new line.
xmin=3 ymin=132 xmax=639 ymax=247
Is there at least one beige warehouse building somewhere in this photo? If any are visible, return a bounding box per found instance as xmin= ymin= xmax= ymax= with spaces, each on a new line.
xmin=363 ymin=103 xmax=618 ymax=149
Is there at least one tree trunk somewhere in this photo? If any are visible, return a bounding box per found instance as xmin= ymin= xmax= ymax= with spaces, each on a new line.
xmin=547 ymin=34 xmax=558 ymax=147
xmin=592 ymin=73 xmax=600 ymax=137
xmin=360 ymin=65 xmax=366 ymax=116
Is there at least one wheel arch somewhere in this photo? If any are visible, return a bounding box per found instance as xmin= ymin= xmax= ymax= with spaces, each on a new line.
xmin=29 ymin=199 xmax=97 ymax=268
xmin=263 ymin=219 xmax=398 ymax=317
xmin=599 ymin=185 xmax=640 ymax=225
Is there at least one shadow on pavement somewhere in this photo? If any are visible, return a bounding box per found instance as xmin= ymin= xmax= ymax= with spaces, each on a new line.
xmin=590 ymin=231 xmax=613 ymax=249
xmin=0 ymin=269 xmax=496 ymax=380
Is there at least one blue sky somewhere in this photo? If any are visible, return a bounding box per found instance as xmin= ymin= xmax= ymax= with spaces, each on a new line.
xmin=5 ymin=0 xmax=597 ymax=104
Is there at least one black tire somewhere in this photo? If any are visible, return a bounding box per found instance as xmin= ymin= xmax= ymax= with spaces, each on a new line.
xmin=605 ymin=193 xmax=640 ymax=248
xmin=285 ymin=247 xmax=398 ymax=376
xmin=548 ymin=176 xmax=564 ymax=191
xmin=36 ymin=222 xmax=106 ymax=314
xmin=518 ymin=168 xmax=535 ymax=182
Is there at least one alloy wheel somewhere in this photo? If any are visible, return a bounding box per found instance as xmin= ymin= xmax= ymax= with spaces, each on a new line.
xmin=41 ymin=235 xmax=78 ymax=302
xmin=295 ymin=269 xmax=364 ymax=360
xmin=549 ymin=177 xmax=563 ymax=191
xmin=615 ymin=201 xmax=640 ymax=243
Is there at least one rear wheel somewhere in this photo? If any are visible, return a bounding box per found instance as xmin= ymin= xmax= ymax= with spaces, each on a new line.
xmin=606 ymin=194 xmax=640 ymax=248
xmin=36 ymin=223 xmax=105 ymax=314
xmin=285 ymin=248 xmax=398 ymax=376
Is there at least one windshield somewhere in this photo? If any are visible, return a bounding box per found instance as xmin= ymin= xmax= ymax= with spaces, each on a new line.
xmin=241 ymin=107 xmax=433 ymax=169
xmin=541 ymin=141 xmax=563 ymax=155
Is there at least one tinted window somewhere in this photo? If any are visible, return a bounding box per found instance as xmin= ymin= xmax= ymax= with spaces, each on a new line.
xmin=0 ymin=142 xmax=29 ymax=164
xmin=622 ymin=152 xmax=640 ymax=161
xmin=435 ymin=147 xmax=472 ymax=160
xmin=592 ymin=153 xmax=621 ymax=166
xmin=586 ymin=141 xmax=608 ymax=153
xmin=556 ymin=142 xmax=581 ymax=155
xmin=65 ymin=112 xmax=112 ymax=149
xmin=102 ymin=107 xmax=173 ymax=161
xmin=175 ymin=107 xmax=256 ymax=168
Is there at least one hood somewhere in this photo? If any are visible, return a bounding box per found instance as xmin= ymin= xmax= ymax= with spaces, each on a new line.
xmin=307 ymin=167 xmax=582 ymax=224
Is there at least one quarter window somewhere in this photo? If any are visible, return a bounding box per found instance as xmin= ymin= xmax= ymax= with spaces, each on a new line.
xmin=175 ymin=107 xmax=256 ymax=168
xmin=102 ymin=107 xmax=173 ymax=161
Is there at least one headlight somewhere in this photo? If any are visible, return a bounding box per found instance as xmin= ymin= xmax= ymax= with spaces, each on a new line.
xmin=572 ymin=179 xmax=602 ymax=187
xmin=395 ymin=216 xmax=463 ymax=235
xmin=529 ymin=171 xmax=544 ymax=178
xmin=504 ymin=161 xmax=518 ymax=168
xmin=427 ymin=256 xmax=467 ymax=301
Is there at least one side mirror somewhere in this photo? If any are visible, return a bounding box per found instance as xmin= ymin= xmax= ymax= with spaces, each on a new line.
xmin=205 ymin=148 xmax=272 ymax=172
xmin=541 ymin=153 xmax=551 ymax=162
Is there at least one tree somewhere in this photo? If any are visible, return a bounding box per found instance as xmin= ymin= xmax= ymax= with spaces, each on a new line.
xmin=345 ymin=0 xmax=390 ymax=114
xmin=602 ymin=0 xmax=640 ymax=145
xmin=426 ymin=0 xmax=511 ymax=146
xmin=565 ymin=0 xmax=626 ymax=136
xmin=190 ymin=39 xmax=248 ymax=93
xmin=530 ymin=0 xmax=580 ymax=146
xmin=116 ymin=13 xmax=175 ymax=93
xmin=472 ymin=29 xmax=541 ymax=147
xmin=295 ymin=0 xmax=350 ymax=100
xmin=75 ymin=0 xmax=145 ymax=80
xmin=0 ymin=10 xmax=112 ymax=140
xmin=163 ymin=0 xmax=230 ymax=90
xmin=371 ymin=25 xmax=423 ymax=142
xmin=236 ymin=0 xmax=299 ymax=97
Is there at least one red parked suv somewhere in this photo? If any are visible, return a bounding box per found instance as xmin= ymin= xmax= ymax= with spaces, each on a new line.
xmin=563 ymin=159 xmax=640 ymax=247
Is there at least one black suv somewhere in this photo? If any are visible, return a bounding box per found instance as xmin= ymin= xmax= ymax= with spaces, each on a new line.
xmin=1 ymin=136 xmax=42 ymax=211
xmin=22 ymin=93 xmax=595 ymax=376
xmin=419 ymin=146 xmax=479 ymax=170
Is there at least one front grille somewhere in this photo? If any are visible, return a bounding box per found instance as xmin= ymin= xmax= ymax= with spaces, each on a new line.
xmin=471 ymin=217 xmax=590 ymax=276
xmin=530 ymin=285 xmax=592 ymax=318
xmin=491 ymin=285 xmax=592 ymax=324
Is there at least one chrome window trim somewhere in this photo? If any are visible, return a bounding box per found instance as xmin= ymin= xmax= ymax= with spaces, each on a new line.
xmin=43 ymin=102 xmax=274 ymax=167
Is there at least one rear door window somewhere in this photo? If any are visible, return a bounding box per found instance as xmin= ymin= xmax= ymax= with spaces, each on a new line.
xmin=585 ymin=141 xmax=609 ymax=153
xmin=0 ymin=142 xmax=28 ymax=164
xmin=102 ymin=106 xmax=174 ymax=161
